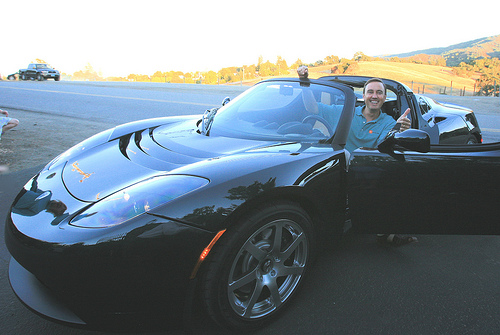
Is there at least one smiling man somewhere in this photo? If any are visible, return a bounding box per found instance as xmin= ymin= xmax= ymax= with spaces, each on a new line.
xmin=345 ymin=78 xmax=411 ymax=152
xmin=345 ymin=78 xmax=416 ymax=245
xmin=296 ymin=67 xmax=411 ymax=152
xmin=297 ymin=67 xmax=416 ymax=246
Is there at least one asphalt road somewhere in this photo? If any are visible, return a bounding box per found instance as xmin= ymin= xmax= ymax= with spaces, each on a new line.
xmin=1 ymin=81 xmax=500 ymax=334
xmin=0 ymin=80 xmax=248 ymax=123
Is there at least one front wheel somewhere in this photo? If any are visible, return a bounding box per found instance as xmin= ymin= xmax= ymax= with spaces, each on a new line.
xmin=202 ymin=201 xmax=315 ymax=332
xmin=467 ymin=136 xmax=479 ymax=144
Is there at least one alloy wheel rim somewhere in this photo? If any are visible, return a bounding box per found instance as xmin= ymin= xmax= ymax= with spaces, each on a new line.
xmin=227 ymin=218 xmax=308 ymax=319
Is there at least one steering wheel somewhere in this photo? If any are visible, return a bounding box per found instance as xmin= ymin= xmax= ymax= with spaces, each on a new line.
xmin=302 ymin=115 xmax=334 ymax=136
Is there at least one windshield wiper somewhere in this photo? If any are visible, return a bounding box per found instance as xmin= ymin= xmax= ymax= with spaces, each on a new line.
xmin=199 ymin=96 xmax=231 ymax=136
xmin=199 ymin=107 xmax=219 ymax=135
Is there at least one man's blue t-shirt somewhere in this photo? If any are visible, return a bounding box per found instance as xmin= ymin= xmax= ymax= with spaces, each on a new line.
xmin=345 ymin=106 xmax=396 ymax=153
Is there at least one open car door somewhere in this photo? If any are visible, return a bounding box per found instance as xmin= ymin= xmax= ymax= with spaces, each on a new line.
xmin=348 ymin=130 xmax=500 ymax=235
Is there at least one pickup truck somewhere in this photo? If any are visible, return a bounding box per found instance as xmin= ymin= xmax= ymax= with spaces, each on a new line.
xmin=8 ymin=63 xmax=60 ymax=81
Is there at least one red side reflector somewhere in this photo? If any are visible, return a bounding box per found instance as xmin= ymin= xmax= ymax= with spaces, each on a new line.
xmin=190 ymin=229 xmax=226 ymax=279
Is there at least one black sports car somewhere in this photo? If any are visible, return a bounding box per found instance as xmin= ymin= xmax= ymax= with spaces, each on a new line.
xmin=415 ymin=93 xmax=482 ymax=144
xmin=5 ymin=76 xmax=497 ymax=332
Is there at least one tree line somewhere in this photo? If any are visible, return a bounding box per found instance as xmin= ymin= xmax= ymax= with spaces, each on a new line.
xmin=452 ymin=58 xmax=500 ymax=96
xmin=67 ymin=52 xmax=499 ymax=96
xmin=70 ymin=56 xmax=299 ymax=84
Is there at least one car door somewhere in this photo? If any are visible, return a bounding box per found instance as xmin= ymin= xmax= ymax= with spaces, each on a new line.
xmin=347 ymin=141 xmax=500 ymax=235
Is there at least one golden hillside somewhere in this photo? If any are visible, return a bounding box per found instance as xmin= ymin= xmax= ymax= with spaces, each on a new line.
xmin=304 ymin=61 xmax=478 ymax=95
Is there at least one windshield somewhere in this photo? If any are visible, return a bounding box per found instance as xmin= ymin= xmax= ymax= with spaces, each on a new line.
xmin=210 ymin=81 xmax=346 ymax=142
xmin=35 ymin=64 xmax=50 ymax=69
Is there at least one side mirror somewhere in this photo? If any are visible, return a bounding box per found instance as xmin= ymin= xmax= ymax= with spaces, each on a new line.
xmin=222 ymin=97 xmax=230 ymax=106
xmin=378 ymin=129 xmax=430 ymax=154
xmin=419 ymin=99 xmax=432 ymax=114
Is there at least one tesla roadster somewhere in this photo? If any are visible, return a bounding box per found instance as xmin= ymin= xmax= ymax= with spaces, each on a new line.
xmin=5 ymin=76 xmax=498 ymax=332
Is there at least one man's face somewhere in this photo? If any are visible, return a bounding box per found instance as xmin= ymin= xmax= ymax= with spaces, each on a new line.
xmin=363 ymin=82 xmax=386 ymax=111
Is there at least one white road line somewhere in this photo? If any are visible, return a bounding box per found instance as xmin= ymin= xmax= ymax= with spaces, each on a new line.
xmin=0 ymin=86 xmax=209 ymax=106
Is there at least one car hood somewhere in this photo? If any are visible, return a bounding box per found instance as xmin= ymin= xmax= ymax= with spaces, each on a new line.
xmin=422 ymin=96 xmax=473 ymax=116
xmin=61 ymin=118 xmax=289 ymax=202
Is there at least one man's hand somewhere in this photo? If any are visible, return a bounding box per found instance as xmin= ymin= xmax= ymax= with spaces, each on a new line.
xmin=0 ymin=109 xmax=9 ymax=117
xmin=297 ymin=66 xmax=308 ymax=79
xmin=397 ymin=108 xmax=411 ymax=131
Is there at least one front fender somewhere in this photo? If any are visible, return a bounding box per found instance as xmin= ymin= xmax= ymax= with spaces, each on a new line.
xmin=149 ymin=150 xmax=347 ymax=233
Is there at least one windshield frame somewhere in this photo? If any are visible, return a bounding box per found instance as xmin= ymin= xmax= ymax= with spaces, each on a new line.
xmin=209 ymin=79 xmax=356 ymax=145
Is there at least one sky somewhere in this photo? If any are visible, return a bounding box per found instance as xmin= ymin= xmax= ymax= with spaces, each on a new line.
xmin=1 ymin=0 xmax=499 ymax=78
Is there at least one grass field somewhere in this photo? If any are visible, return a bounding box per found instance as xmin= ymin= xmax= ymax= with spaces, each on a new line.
xmin=300 ymin=61 xmax=478 ymax=96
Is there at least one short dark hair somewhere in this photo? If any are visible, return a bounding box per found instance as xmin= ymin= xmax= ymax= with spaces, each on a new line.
xmin=363 ymin=78 xmax=387 ymax=94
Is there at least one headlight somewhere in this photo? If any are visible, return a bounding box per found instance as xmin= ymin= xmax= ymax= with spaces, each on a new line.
xmin=70 ymin=175 xmax=209 ymax=228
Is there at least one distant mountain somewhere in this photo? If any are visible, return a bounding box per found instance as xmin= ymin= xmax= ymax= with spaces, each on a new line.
xmin=385 ymin=34 xmax=500 ymax=66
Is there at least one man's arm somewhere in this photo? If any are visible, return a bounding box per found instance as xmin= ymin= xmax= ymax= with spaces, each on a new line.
xmin=380 ymin=108 xmax=412 ymax=146
xmin=297 ymin=66 xmax=319 ymax=114
xmin=297 ymin=66 xmax=308 ymax=79
xmin=396 ymin=108 xmax=411 ymax=131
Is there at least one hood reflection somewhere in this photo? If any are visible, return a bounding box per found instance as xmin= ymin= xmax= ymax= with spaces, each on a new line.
xmin=12 ymin=175 xmax=69 ymax=225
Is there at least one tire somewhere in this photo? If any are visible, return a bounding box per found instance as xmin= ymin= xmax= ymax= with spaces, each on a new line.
xmin=7 ymin=75 xmax=15 ymax=80
xmin=36 ymin=73 xmax=43 ymax=81
xmin=467 ymin=136 xmax=479 ymax=144
xmin=54 ymin=76 xmax=60 ymax=81
xmin=21 ymin=74 xmax=26 ymax=81
xmin=202 ymin=201 xmax=315 ymax=332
